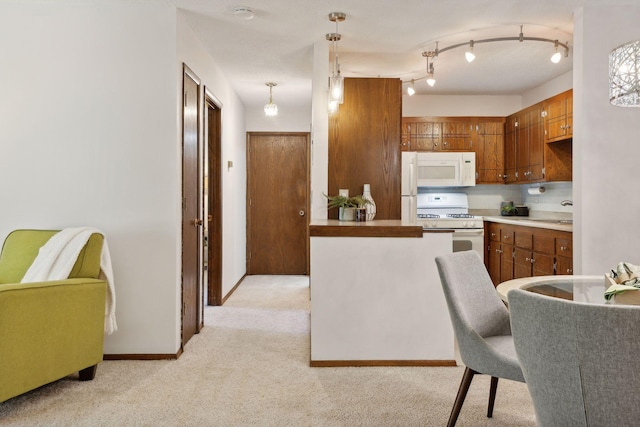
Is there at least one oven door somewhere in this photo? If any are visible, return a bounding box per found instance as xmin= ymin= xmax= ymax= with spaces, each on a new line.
xmin=451 ymin=229 xmax=485 ymax=261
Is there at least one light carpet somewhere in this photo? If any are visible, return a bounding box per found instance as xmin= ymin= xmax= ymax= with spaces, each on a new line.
xmin=0 ymin=275 xmax=536 ymax=426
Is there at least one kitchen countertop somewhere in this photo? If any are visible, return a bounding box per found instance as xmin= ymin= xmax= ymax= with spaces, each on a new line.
xmin=309 ymin=219 xmax=425 ymax=238
xmin=482 ymin=216 xmax=573 ymax=232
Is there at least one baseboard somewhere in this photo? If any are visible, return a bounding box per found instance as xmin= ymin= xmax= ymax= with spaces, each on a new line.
xmin=310 ymin=360 xmax=458 ymax=367
xmin=104 ymin=347 xmax=183 ymax=361
xmin=221 ymin=274 xmax=246 ymax=304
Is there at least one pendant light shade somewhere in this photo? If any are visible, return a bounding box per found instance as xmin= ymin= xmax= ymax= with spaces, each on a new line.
xmin=326 ymin=12 xmax=346 ymax=110
xmin=329 ymin=73 xmax=344 ymax=103
xmin=610 ymin=40 xmax=640 ymax=107
xmin=264 ymin=82 xmax=278 ymax=117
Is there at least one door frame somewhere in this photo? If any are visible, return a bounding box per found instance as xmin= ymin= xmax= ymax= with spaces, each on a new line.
xmin=204 ymin=87 xmax=223 ymax=306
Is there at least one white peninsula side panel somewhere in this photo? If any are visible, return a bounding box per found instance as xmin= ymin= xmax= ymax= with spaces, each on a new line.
xmin=310 ymin=232 xmax=454 ymax=363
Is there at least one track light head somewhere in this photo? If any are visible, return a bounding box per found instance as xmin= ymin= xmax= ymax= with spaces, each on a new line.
xmin=465 ymin=40 xmax=476 ymax=63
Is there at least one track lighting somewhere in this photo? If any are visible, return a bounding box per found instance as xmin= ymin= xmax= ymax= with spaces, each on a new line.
xmin=465 ymin=40 xmax=475 ymax=63
xmin=405 ymin=25 xmax=569 ymax=89
xmin=264 ymin=83 xmax=278 ymax=117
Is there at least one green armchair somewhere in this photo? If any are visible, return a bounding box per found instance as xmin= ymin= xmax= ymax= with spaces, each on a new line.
xmin=0 ymin=229 xmax=107 ymax=402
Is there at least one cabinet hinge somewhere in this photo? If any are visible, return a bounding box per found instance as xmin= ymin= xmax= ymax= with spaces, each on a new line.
xmin=542 ymin=167 xmax=546 ymax=177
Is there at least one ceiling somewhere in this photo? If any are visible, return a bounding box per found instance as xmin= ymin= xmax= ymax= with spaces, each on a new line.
xmin=170 ymin=0 xmax=585 ymax=110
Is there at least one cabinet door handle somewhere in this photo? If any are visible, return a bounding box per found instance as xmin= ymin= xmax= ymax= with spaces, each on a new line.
xmin=496 ymin=249 xmax=503 ymax=254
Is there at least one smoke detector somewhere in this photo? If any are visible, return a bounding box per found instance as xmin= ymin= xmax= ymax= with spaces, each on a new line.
xmin=233 ymin=7 xmax=255 ymax=20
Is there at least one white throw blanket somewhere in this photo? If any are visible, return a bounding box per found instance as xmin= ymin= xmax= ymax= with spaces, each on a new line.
xmin=21 ymin=227 xmax=117 ymax=335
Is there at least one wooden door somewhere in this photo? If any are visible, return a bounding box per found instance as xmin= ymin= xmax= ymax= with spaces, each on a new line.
xmin=182 ymin=65 xmax=201 ymax=345
xmin=205 ymin=91 xmax=222 ymax=306
xmin=247 ymin=132 xmax=310 ymax=275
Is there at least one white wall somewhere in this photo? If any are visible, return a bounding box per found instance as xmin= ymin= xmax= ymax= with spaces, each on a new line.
xmin=246 ymin=106 xmax=311 ymax=132
xmin=311 ymin=40 xmax=330 ymax=220
xmin=522 ymin=71 xmax=573 ymax=108
xmin=0 ymin=0 xmax=181 ymax=354
xmin=403 ymin=94 xmax=522 ymax=117
xmin=176 ymin=12 xmax=248 ymax=304
xmin=573 ymin=5 xmax=640 ymax=274
xmin=0 ymin=1 xmax=249 ymax=355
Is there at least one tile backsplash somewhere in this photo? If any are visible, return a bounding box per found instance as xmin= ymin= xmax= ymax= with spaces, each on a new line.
xmin=421 ymin=182 xmax=573 ymax=215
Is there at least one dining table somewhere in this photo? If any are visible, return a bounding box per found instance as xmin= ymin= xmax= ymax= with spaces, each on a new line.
xmin=496 ymin=275 xmax=607 ymax=305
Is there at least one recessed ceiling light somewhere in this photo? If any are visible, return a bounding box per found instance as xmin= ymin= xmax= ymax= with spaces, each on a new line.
xmin=233 ymin=7 xmax=255 ymax=20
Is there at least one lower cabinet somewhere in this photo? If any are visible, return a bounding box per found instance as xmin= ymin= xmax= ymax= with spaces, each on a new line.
xmin=485 ymin=221 xmax=573 ymax=286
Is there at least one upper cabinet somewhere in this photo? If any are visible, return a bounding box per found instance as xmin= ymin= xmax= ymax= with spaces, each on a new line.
xmin=543 ymin=90 xmax=573 ymax=143
xmin=402 ymin=89 xmax=572 ymax=185
xmin=402 ymin=117 xmax=505 ymax=185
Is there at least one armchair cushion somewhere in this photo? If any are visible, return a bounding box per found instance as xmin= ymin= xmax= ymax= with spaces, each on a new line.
xmin=0 ymin=230 xmax=103 ymax=284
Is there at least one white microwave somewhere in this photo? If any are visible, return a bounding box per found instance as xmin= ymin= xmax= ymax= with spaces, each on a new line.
xmin=416 ymin=152 xmax=476 ymax=187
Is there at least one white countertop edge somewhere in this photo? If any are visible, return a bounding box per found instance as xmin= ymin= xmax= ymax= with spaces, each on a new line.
xmin=483 ymin=216 xmax=572 ymax=232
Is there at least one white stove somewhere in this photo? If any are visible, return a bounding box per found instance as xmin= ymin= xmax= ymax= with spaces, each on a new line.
xmin=416 ymin=193 xmax=483 ymax=230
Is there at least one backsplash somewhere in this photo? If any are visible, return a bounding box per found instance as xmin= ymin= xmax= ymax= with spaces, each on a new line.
xmin=520 ymin=182 xmax=573 ymax=214
xmin=422 ymin=182 xmax=573 ymax=215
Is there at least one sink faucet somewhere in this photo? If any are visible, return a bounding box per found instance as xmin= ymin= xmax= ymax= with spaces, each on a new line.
xmin=561 ymin=200 xmax=573 ymax=206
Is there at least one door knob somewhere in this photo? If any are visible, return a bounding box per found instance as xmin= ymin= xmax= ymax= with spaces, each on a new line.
xmin=193 ymin=219 xmax=203 ymax=227
xmin=299 ymin=210 xmax=305 ymax=216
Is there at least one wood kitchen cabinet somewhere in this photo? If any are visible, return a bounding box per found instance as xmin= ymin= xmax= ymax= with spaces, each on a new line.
xmin=507 ymin=103 xmax=545 ymax=184
xmin=485 ymin=221 xmax=573 ymax=286
xmin=402 ymin=116 xmax=505 ymax=184
xmin=555 ymin=235 xmax=573 ymax=274
xmin=476 ymin=121 xmax=506 ymax=184
xmin=441 ymin=120 xmax=473 ymax=151
xmin=544 ymin=89 xmax=573 ymax=142
xmin=487 ymin=222 xmax=514 ymax=285
xmin=504 ymin=115 xmax=518 ymax=183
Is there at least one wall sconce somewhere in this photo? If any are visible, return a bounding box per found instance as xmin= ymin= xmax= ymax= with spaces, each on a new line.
xmin=610 ymin=40 xmax=640 ymax=107
xmin=264 ymin=82 xmax=278 ymax=117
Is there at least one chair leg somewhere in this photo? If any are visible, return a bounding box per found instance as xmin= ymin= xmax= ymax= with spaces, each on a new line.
xmin=447 ymin=367 xmax=477 ymax=427
xmin=79 ymin=364 xmax=98 ymax=381
xmin=487 ymin=376 xmax=499 ymax=418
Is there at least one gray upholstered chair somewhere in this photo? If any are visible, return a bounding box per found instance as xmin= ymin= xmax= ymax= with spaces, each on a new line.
xmin=435 ymin=250 xmax=524 ymax=427
xmin=508 ymin=288 xmax=640 ymax=427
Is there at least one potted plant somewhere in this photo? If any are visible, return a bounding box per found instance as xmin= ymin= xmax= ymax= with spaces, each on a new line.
xmin=500 ymin=205 xmax=518 ymax=216
xmin=326 ymin=194 xmax=370 ymax=221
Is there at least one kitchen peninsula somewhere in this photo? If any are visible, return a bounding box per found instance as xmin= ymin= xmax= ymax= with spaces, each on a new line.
xmin=309 ymin=219 xmax=455 ymax=366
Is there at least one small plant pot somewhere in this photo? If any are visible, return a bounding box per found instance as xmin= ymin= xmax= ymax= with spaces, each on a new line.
xmin=339 ymin=207 xmax=356 ymax=221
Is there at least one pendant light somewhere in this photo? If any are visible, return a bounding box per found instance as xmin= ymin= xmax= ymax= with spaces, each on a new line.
xmin=264 ymin=82 xmax=278 ymax=117
xmin=326 ymin=12 xmax=346 ymax=105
